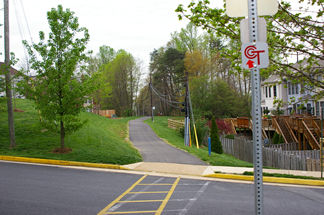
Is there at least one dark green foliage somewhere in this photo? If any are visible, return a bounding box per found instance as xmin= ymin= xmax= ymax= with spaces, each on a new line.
xmin=149 ymin=47 xmax=185 ymax=116
xmin=243 ymin=171 xmax=323 ymax=180
xmin=273 ymin=132 xmax=284 ymax=144
xmin=210 ymin=117 xmax=223 ymax=154
xmin=190 ymin=77 xmax=251 ymax=118
xmin=190 ymin=118 xmax=209 ymax=146
xmin=225 ymin=134 xmax=235 ymax=140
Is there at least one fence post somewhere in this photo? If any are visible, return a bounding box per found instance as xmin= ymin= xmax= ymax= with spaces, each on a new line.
xmin=208 ymin=137 xmax=211 ymax=156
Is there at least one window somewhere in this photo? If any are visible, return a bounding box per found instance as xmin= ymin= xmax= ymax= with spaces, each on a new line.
xmin=316 ymin=102 xmax=319 ymax=116
xmin=295 ymin=84 xmax=299 ymax=94
xmin=265 ymin=87 xmax=268 ymax=98
xmin=321 ymin=102 xmax=324 ymax=117
xmin=269 ymin=86 xmax=272 ymax=98
xmin=288 ymin=83 xmax=291 ymax=95
xmin=273 ymin=85 xmax=277 ymax=97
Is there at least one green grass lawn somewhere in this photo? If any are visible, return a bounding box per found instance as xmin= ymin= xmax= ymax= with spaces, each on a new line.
xmin=0 ymin=98 xmax=142 ymax=164
xmin=243 ymin=171 xmax=323 ymax=180
xmin=145 ymin=116 xmax=253 ymax=167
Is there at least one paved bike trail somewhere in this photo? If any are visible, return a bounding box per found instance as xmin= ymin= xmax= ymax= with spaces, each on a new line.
xmin=129 ymin=117 xmax=206 ymax=165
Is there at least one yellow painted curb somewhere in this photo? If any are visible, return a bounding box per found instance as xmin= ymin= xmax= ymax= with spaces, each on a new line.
xmin=0 ymin=155 xmax=129 ymax=170
xmin=204 ymin=173 xmax=324 ymax=186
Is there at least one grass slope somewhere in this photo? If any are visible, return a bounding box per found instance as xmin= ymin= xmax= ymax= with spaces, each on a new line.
xmin=146 ymin=116 xmax=253 ymax=167
xmin=0 ymin=99 xmax=142 ymax=164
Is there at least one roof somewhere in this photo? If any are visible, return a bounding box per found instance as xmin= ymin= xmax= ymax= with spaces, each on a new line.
xmin=261 ymin=75 xmax=282 ymax=85
xmin=0 ymin=62 xmax=18 ymax=76
xmin=292 ymin=59 xmax=324 ymax=70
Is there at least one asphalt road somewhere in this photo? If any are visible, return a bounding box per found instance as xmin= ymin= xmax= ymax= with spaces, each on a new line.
xmin=1 ymin=161 xmax=324 ymax=215
xmin=129 ymin=117 xmax=206 ymax=165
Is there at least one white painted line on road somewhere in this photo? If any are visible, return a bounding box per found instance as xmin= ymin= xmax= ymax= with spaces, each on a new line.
xmin=179 ymin=181 xmax=209 ymax=215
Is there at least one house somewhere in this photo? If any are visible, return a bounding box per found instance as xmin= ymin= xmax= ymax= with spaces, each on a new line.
xmin=261 ymin=60 xmax=323 ymax=116
xmin=261 ymin=75 xmax=288 ymax=115
xmin=0 ymin=62 xmax=25 ymax=99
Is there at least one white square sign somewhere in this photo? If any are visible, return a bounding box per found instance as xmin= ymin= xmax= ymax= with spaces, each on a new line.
xmin=226 ymin=0 xmax=278 ymax=17
xmin=241 ymin=42 xmax=269 ymax=69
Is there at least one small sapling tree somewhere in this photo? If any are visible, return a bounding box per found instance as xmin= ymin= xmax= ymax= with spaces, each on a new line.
xmin=23 ymin=5 xmax=93 ymax=152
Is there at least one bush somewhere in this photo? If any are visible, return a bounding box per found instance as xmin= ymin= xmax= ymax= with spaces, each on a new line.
xmin=273 ymin=132 xmax=284 ymax=144
xmin=225 ymin=134 xmax=235 ymax=139
xmin=190 ymin=118 xmax=209 ymax=146
xmin=210 ymin=116 xmax=223 ymax=154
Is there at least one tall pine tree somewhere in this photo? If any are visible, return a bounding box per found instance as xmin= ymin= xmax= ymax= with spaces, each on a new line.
xmin=210 ymin=117 xmax=223 ymax=154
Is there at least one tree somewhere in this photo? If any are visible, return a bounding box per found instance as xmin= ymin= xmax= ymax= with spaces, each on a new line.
xmin=149 ymin=47 xmax=185 ymax=115
xmin=23 ymin=5 xmax=92 ymax=151
xmin=176 ymin=0 xmax=324 ymax=97
xmin=101 ymin=50 xmax=141 ymax=116
xmin=210 ymin=116 xmax=223 ymax=154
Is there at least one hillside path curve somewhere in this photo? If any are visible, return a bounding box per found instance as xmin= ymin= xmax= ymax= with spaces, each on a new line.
xmin=129 ymin=117 xmax=206 ymax=165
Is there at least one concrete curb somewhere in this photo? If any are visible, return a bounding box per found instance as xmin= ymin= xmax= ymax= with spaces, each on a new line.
xmin=0 ymin=155 xmax=129 ymax=170
xmin=204 ymin=173 xmax=324 ymax=186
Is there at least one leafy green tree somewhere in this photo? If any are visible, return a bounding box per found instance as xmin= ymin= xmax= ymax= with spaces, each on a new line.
xmin=210 ymin=116 xmax=223 ymax=154
xmin=149 ymin=47 xmax=185 ymax=115
xmin=23 ymin=5 xmax=92 ymax=151
xmin=101 ymin=50 xmax=141 ymax=116
xmin=176 ymin=0 xmax=324 ymax=96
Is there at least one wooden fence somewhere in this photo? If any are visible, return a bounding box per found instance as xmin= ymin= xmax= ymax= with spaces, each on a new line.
xmin=220 ymin=137 xmax=322 ymax=171
xmin=93 ymin=110 xmax=116 ymax=118
xmin=168 ymin=119 xmax=184 ymax=130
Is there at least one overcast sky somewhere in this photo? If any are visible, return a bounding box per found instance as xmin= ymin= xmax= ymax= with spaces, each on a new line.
xmin=0 ymin=0 xmax=223 ymax=74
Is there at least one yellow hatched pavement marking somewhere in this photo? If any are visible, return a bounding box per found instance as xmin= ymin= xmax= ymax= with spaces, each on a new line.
xmin=138 ymin=184 xmax=173 ymax=186
xmin=155 ymin=177 xmax=180 ymax=215
xmin=118 ymin=200 xmax=163 ymax=203
xmin=106 ymin=211 xmax=156 ymax=214
xmin=128 ymin=191 xmax=168 ymax=194
xmin=97 ymin=175 xmax=148 ymax=215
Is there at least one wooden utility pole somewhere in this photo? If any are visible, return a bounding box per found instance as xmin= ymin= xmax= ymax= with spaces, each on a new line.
xmin=149 ymin=73 xmax=153 ymax=122
xmin=4 ymin=0 xmax=16 ymax=148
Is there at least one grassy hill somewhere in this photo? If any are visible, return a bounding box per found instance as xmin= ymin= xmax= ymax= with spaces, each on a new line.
xmin=0 ymin=98 xmax=142 ymax=164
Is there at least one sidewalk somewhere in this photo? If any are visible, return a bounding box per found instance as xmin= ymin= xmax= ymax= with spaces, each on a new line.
xmin=124 ymin=161 xmax=324 ymax=186
xmin=124 ymin=161 xmax=321 ymax=178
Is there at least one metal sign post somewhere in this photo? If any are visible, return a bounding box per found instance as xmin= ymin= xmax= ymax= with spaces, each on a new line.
xmin=226 ymin=1 xmax=277 ymax=214
xmin=248 ymin=1 xmax=263 ymax=214
xmin=321 ymin=107 xmax=323 ymax=179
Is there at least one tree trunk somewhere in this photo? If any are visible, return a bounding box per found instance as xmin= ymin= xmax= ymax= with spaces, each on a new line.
xmin=4 ymin=0 xmax=15 ymax=148
xmin=60 ymin=119 xmax=65 ymax=150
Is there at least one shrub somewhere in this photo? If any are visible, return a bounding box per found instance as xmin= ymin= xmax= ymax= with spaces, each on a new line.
xmin=225 ymin=134 xmax=235 ymax=139
xmin=210 ymin=116 xmax=223 ymax=154
xmin=273 ymin=132 xmax=284 ymax=144
xmin=191 ymin=118 xmax=209 ymax=146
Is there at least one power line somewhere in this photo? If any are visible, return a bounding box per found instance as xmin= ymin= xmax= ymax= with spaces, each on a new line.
xmin=19 ymin=0 xmax=33 ymax=43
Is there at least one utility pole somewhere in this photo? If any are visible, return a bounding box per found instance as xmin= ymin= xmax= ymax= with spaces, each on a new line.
xmin=149 ymin=73 xmax=153 ymax=122
xmin=184 ymin=72 xmax=189 ymax=146
xmin=4 ymin=0 xmax=16 ymax=148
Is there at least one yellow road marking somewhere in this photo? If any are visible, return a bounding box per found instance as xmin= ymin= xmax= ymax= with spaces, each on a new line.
xmin=106 ymin=210 xmax=156 ymax=214
xmin=155 ymin=177 xmax=180 ymax=215
xmin=128 ymin=191 xmax=168 ymax=194
xmin=97 ymin=175 xmax=148 ymax=215
xmin=118 ymin=200 xmax=163 ymax=203
xmin=138 ymin=184 xmax=173 ymax=186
